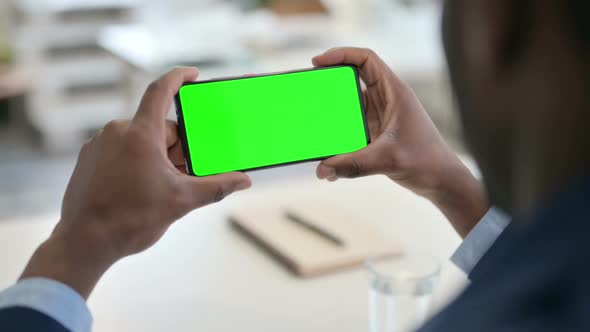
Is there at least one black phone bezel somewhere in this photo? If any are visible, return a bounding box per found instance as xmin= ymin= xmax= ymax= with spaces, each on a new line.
xmin=174 ymin=65 xmax=371 ymax=177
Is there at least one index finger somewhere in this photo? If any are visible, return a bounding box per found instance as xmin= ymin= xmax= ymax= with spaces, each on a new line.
xmin=312 ymin=47 xmax=391 ymax=87
xmin=133 ymin=67 xmax=199 ymax=127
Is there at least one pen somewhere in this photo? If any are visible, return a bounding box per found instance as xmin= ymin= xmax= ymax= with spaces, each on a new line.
xmin=284 ymin=210 xmax=345 ymax=247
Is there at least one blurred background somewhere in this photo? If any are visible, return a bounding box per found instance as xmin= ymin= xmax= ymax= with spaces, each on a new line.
xmin=0 ymin=0 xmax=460 ymax=221
xmin=0 ymin=1 xmax=473 ymax=331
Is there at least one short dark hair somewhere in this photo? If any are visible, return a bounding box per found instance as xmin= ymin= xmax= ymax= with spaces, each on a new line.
xmin=568 ymin=0 xmax=590 ymax=48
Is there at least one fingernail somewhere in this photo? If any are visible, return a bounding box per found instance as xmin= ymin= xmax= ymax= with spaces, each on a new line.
xmin=236 ymin=180 xmax=252 ymax=191
xmin=317 ymin=165 xmax=336 ymax=179
xmin=327 ymin=177 xmax=339 ymax=182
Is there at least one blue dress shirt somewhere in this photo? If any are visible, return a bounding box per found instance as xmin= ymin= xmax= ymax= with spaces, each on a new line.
xmin=0 ymin=208 xmax=509 ymax=332
xmin=451 ymin=207 xmax=511 ymax=274
xmin=0 ymin=277 xmax=92 ymax=332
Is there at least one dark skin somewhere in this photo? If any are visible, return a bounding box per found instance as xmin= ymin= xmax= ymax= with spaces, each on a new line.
xmin=21 ymin=68 xmax=253 ymax=298
xmin=21 ymin=0 xmax=588 ymax=306
xmin=313 ymin=48 xmax=488 ymax=237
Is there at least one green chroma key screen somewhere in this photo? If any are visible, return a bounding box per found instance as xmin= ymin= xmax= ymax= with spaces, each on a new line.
xmin=176 ymin=65 xmax=369 ymax=176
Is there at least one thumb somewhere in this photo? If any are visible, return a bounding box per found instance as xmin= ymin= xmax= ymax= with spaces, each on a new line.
xmin=181 ymin=172 xmax=252 ymax=209
xmin=316 ymin=144 xmax=383 ymax=180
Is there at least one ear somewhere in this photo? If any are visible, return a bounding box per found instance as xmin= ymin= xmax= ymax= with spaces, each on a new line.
xmin=464 ymin=0 xmax=529 ymax=73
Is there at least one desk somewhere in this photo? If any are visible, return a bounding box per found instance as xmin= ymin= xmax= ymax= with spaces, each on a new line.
xmin=0 ymin=161 xmax=468 ymax=332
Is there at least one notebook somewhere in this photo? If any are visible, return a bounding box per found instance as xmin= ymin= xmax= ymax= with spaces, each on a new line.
xmin=230 ymin=203 xmax=401 ymax=278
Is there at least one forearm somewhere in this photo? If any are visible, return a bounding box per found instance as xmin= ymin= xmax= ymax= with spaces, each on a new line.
xmin=428 ymin=163 xmax=489 ymax=238
xmin=20 ymin=223 xmax=116 ymax=300
xmin=390 ymin=158 xmax=490 ymax=239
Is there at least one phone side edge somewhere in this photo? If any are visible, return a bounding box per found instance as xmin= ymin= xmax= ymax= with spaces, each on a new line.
xmin=346 ymin=64 xmax=371 ymax=146
xmin=174 ymin=90 xmax=197 ymax=177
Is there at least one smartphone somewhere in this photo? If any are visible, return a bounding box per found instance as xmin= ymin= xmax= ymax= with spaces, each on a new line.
xmin=175 ymin=65 xmax=370 ymax=177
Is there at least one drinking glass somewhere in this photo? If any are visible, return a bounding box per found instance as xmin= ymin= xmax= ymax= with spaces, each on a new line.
xmin=366 ymin=255 xmax=441 ymax=332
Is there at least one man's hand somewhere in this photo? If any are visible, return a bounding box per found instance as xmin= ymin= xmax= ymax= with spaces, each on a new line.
xmin=20 ymin=67 xmax=252 ymax=299
xmin=313 ymin=48 xmax=489 ymax=237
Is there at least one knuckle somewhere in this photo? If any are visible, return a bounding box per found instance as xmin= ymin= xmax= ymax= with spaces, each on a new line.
xmin=147 ymin=80 xmax=161 ymax=92
xmin=342 ymin=159 xmax=364 ymax=178
xmin=187 ymin=181 xmax=231 ymax=208
xmin=94 ymin=128 xmax=104 ymax=137
xmin=103 ymin=119 xmax=125 ymax=133
xmin=212 ymin=185 xmax=227 ymax=203
xmin=79 ymin=141 xmax=91 ymax=154
xmin=364 ymin=48 xmax=378 ymax=59
xmin=103 ymin=120 xmax=116 ymax=131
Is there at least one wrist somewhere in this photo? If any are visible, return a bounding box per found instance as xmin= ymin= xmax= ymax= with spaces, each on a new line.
xmin=20 ymin=220 xmax=118 ymax=299
xmin=427 ymin=163 xmax=490 ymax=238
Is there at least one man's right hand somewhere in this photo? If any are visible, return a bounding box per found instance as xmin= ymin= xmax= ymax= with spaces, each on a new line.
xmin=313 ymin=47 xmax=489 ymax=237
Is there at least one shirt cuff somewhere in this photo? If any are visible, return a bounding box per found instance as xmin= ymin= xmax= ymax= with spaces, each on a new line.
xmin=0 ymin=277 xmax=92 ymax=332
xmin=451 ymin=207 xmax=511 ymax=275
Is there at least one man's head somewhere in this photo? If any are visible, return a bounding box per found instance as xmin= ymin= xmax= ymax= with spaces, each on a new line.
xmin=442 ymin=0 xmax=590 ymax=212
